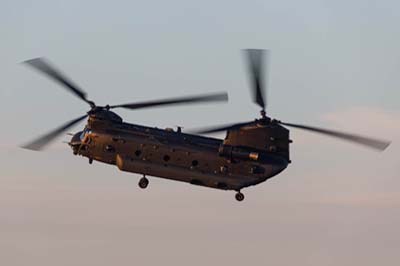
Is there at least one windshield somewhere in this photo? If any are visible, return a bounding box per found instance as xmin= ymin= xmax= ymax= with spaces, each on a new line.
xmin=80 ymin=127 xmax=92 ymax=140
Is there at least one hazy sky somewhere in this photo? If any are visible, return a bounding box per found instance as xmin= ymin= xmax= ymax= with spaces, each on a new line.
xmin=1 ymin=1 xmax=399 ymax=265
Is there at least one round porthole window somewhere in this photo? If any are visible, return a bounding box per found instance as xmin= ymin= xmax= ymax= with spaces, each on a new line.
xmin=105 ymin=145 xmax=115 ymax=153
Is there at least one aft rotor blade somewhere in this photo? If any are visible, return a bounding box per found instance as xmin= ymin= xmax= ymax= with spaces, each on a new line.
xmin=23 ymin=58 xmax=95 ymax=107
xmin=279 ymin=121 xmax=391 ymax=151
xmin=21 ymin=114 xmax=88 ymax=151
xmin=190 ymin=121 xmax=254 ymax=134
xmin=244 ymin=49 xmax=268 ymax=110
xmin=109 ymin=92 xmax=228 ymax=110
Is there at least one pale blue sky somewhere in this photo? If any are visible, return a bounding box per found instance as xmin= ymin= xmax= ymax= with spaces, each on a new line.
xmin=1 ymin=1 xmax=399 ymax=265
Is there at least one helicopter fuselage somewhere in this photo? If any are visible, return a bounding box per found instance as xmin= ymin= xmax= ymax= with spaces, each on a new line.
xmin=70 ymin=111 xmax=290 ymax=191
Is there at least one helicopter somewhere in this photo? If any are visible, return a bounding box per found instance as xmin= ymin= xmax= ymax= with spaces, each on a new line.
xmin=22 ymin=49 xmax=391 ymax=201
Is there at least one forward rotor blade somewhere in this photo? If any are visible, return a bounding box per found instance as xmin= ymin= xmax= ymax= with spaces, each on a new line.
xmin=244 ymin=49 xmax=268 ymax=110
xmin=109 ymin=92 xmax=228 ymax=110
xmin=189 ymin=121 xmax=254 ymax=134
xmin=21 ymin=114 xmax=88 ymax=151
xmin=23 ymin=58 xmax=94 ymax=107
xmin=279 ymin=121 xmax=391 ymax=151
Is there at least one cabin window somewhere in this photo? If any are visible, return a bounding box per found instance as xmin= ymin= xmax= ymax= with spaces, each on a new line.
xmin=191 ymin=160 xmax=198 ymax=167
xmin=135 ymin=150 xmax=142 ymax=157
xmin=220 ymin=166 xmax=228 ymax=174
xmin=105 ymin=145 xmax=115 ymax=153
xmin=163 ymin=155 xmax=170 ymax=162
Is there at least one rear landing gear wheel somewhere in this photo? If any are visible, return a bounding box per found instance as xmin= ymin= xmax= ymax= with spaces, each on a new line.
xmin=138 ymin=176 xmax=149 ymax=189
xmin=235 ymin=191 xmax=244 ymax=202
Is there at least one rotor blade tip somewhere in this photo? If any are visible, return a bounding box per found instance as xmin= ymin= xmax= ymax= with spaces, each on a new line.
xmin=22 ymin=57 xmax=44 ymax=65
xmin=20 ymin=144 xmax=41 ymax=151
xmin=379 ymin=141 xmax=391 ymax=151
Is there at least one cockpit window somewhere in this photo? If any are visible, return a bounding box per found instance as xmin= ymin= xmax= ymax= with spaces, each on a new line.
xmin=80 ymin=131 xmax=85 ymax=140
xmin=80 ymin=128 xmax=92 ymax=140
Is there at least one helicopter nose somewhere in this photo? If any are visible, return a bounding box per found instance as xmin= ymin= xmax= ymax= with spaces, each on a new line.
xmin=69 ymin=131 xmax=83 ymax=154
xmin=69 ymin=131 xmax=83 ymax=147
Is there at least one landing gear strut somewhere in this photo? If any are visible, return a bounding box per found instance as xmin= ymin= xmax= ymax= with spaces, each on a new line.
xmin=138 ymin=176 xmax=149 ymax=189
xmin=235 ymin=191 xmax=245 ymax=202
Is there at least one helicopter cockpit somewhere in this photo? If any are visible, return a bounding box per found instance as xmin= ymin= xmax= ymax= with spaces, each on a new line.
xmin=69 ymin=126 xmax=93 ymax=155
xmin=80 ymin=127 xmax=92 ymax=140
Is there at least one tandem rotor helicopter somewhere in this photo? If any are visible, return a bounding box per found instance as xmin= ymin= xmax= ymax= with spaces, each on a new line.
xmin=22 ymin=49 xmax=391 ymax=201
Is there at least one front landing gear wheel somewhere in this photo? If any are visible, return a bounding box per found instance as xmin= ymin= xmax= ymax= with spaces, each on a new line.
xmin=138 ymin=176 xmax=149 ymax=189
xmin=235 ymin=192 xmax=244 ymax=202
